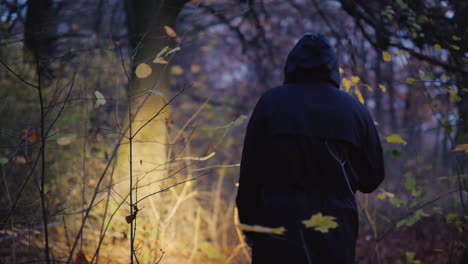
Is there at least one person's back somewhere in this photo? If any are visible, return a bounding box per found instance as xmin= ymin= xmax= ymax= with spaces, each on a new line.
xmin=236 ymin=34 xmax=385 ymax=263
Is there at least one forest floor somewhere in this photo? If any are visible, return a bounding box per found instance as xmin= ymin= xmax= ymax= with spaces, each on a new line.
xmin=356 ymin=216 xmax=465 ymax=264
xmin=1 ymin=216 xmax=466 ymax=263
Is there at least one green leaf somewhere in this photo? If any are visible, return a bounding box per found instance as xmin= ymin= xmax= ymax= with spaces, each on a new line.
xmin=397 ymin=209 xmax=428 ymax=227
xmin=302 ymin=213 xmax=339 ymax=233
xmin=389 ymin=198 xmax=406 ymax=208
xmin=406 ymin=77 xmax=416 ymax=84
xmin=391 ymin=149 xmax=401 ymax=157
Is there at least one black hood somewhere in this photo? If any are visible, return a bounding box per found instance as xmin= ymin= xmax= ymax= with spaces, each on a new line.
xmin=284 ymin=34 xmax=340 ymax=88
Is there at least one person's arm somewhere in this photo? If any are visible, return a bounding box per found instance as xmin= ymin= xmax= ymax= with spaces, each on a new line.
xmin=357 ymin=111 xmax=385 ymax=193
xmin=236 ymin=98 xmax=267 ymax=227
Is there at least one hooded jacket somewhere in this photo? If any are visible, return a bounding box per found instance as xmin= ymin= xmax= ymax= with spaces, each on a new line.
xmin=236 ymin=34 xmax=384 ymax=264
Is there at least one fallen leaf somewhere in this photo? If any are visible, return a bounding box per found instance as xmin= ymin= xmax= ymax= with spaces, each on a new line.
xmin=237 ymin=224 xmax=286 ymax=235
xmin=94 ymin=90 xmax=106 ymax=106
xmin=135 ymin=63 xmax=152 ymax=79
xmin=302 ymin=213 xmax=339 ymax=233
xmin=153 ymin=57 xmax=168 ymax=64
xmin=164 ymin=25 xmax=177 ymax=38
xmin=386 ymin=134 xmax=408 ymax=145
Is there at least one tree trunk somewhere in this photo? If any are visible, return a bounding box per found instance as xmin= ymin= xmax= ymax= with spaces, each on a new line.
xmin=116 ymin=0 xmax=188 ymax=196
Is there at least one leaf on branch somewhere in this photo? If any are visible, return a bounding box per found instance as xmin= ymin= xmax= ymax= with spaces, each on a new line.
xmin=386 ymin=134 xmax=407 ymax=145
xmin=452 ymin=144 xmax=468 ymax=153
xmin=350 ymin=76 xmax=360 ymax=84
xmin=452 ymin=35 xmax=461 ymax=41
xmin=441 ymin=74 xmax=450 ymax=81
xmin=354 ymin=89 xmax=365 ymax=104
xmin=237 ymin=224 xmax=286 ymax=235
xmin=364 ymin=84 xmax=373 ymax=92
xmin=377 ymin=189 xmax=395 ymax=200
xmin=378 ymin=84 xmax=387 ymax=92
xmin=302 ymin=213 xmax=339 ymax=233
xmin=339 ymin=67 xmax=344 ymax=73
xmin=135 ymin=63 xmax=152 ymax=79
xmin=21 ymin=128 xmax=40 ymax=143
xmin=448 ymin=86 xmax=461 ymax=103
xmin=450 ymin=45 xmax=460 ymax=51
xmin=164 ymin=25 xmax=177 ymax=38
xmin=434 ymin=44 xmax=442 ymax=51
xmin=406 ymin=77 xmax=415 ymax=84
xmin=342 ymin=78 xmax=351 ymax=92
xmin=94 ymin=90 xmax=106 ymax=107
xmin=382 ymin=51 xmax=391 ymax=62
xmin=125 ymin=205 xmax=140 ymax=224
xmin=75 ymin=251 xmax=89 ymax=264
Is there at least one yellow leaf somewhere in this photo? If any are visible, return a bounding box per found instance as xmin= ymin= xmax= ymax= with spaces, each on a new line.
xmin=386 ymin=134 xmax=407 ymax=145
xmin=450 ymin=45 xmax=460 ymax=51
xmin=237 ymin=224 xmax=286 ymax=235
xmin=452 ymin=144 xmax=468 ymax=153
xmin=419 ymin=74 xmax=427 ymax=80
xmin=406 ymin=77 xmax=415 ymax=84
xmin=164 ymin=25 xmax=177 ymax=38
xmin=153 ymin=57 xmax=168 ymax=64
xmin=339 ymin=67 xmax=344 ymax=74
xmin=452 ymin=35 xmax=461 ymax=41
xmin=378 ymin=190 xmax=395 ymax=200
xmin=302 ymin=213 xmax=339 ymax=233
xmin=382 ymin=51 xmax=391 ymax=62
xmin=155 ymin=46 xmax=169 ymax=60
xmin=342 ymin=78 xmax=351 ymax=92
xmin=135 ymin=63 xmax=152 ymax=79
xmin=351 ymin=76 xmax=360 ymax=84
xmin=170 ymin=65 xmax=184 ymax=75
xmin=441 ymin=74 xmax=450 ymax=81
xmin=434 ymin=44 xmax=442 ymax=50
xmin=354 ymin=89 xmax=365 ymax=104
xmin=365 ymin=84 xmax=374 ymax=92
xmin=191 ymin=64 xmax=201 ymax=73
xmin=378 ymin=84 xmax=387 ymax=92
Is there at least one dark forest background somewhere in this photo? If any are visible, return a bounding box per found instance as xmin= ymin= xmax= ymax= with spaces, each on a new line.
xmin=0 ymin=0 xmax=467 ymax=263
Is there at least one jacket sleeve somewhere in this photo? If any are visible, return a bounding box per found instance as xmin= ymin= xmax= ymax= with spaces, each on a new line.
xmin=236 ymin=98 xmax=267 ymax=226
xmin=357 ymin=111 xmax=385 ymax=193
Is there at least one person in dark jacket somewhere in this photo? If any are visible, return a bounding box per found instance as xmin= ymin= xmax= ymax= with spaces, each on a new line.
xmin=236 ymin=34 xmax=385 ymax=264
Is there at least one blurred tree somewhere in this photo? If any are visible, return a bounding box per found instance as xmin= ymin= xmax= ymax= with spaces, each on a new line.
xmin=338 ymin=0 xmax=467 ymax=141
xmin=114 ymin=0 xmax=188 ymax=205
